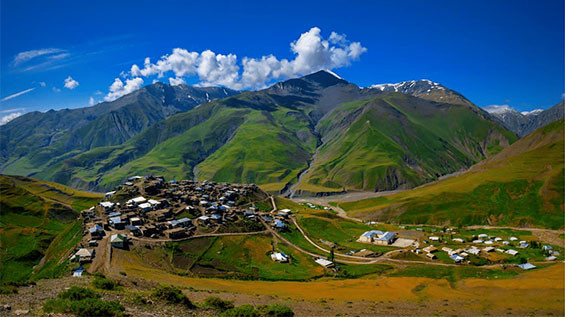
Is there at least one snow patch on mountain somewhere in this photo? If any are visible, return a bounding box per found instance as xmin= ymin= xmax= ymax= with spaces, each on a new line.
xmin=521 ymin=109 xmax=543 ymax=116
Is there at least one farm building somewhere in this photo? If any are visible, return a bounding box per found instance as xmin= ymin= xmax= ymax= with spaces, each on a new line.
xmin=89 ymin=224 xmax=104 ymax=238
xmin=138 ymin=202 xmax=153 ymax=212
xmin=110 ymin=234 xmax=127 ymax=248
xmin=164 ymin=228 xmax=187 ymax=239
xmin=358 ymin=230 xmax=396 ymax=245
xmin=99 ymin=201 xmax=115 ymax=211
xmin=109 ymin=216 xmax=124 ymax=229
xmin=271 ymin=252 xmax=289 ymax=263
xmin=314 ymin=258 xmax=334 ymax=268
xmin=358 ymin=230 xmax=382 ymax=243
xmin=73 ymin=248 xmax=94 ymax=262
xmin=127 ymin=196 xmax=147 ymax=206
xmin=518 ymin=263 xmax=536 ymax=270
xmin=505 ymin=249 xmax=519 ymax=256
xmin=450 ymin=254 xmax=464 ymax=263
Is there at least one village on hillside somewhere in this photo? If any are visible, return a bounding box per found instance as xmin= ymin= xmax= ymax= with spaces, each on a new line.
xmin=69 ymin=176 xmax=561 ymax=276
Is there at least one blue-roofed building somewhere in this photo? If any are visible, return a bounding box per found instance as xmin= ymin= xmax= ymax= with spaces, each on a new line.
xmin=108 ymin=211 xmax=121 ymax=218
xmin=89 ymin=224 xmax=104 ymax=238
xmin=274 ymin=219 xmax=286 ymax=229
xmin=358 ymin=230 xmax=383 ymax=243
xmin=518 ymin=263 xmax=536 ymax=270
xmin=375 ymin=232 xmax=396 ymax=245
xmin=211 ymin=214 xmax=222 ymax=221
xmin=358 ymin=230 xmax=396 ymax=245
xmin=109 ymin=216 xmax=124 ymax=229
xmin=450 ymin=254 xmax=464 ymax=263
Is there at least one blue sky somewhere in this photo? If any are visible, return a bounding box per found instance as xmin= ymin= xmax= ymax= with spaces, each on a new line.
xmin=1 ymin=0 xmax=563 ymax=123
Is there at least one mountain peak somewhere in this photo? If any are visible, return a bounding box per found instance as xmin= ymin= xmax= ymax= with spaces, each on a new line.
xmin=483 ymin=105 xmax=519 ymax=115
xmin=370 ymin=79 xmax=445 ymax=92
xmin=301 ymin=69 xmax=349 ymax=86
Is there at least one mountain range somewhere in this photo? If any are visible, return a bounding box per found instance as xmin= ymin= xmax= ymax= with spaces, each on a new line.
xmin=484 ymin=102 xmax=564 ymax=137
xmin=0 ymin=84 xmax=239 ymax=176
xmin=1 ymin=71 xmax=525 ymax=195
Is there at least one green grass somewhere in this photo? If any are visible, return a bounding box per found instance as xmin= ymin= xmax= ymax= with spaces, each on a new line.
xmin=389 ymin=265 xmax=520 ymax=283
xmin=298 ymin=94 xmax=516 ymax=193
xmin=336 ymin=120 xmax=565 ymax=229
xmin=0 ymin=175 xmax=102 ymax=283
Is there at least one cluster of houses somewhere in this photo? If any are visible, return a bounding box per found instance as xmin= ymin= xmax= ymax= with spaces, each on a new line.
xmin=75 ymin=176 xmax=297 ymax=267
xmin=79 ymin=177 xmax=271 ymax=253
xmin=408 ymin=232 xmax=559 ymax=266
xmin=357 ymin=230 xmax=397 ymax=245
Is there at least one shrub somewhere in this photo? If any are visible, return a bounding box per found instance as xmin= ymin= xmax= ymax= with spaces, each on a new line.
xmin=0 ymin=285 xmax=18 ymax=294
xmin=59 ymin=286 xmax=100 ymax=301
xmin=257 ymin=304 xmax=294 ymax=317
xmin=204 ymin=296 xmax=235 ymax=311
xmin=43 ymin=287 xmax=124 ymax=317
xmin=221 ymin=305 xmax=260 ymax=317
xmin=69 ymin=298 xmax=124 ymax=317
xmin=93 ymin=277 xmax=118 ymax=290
xmin=151 ymin=285 xmax=194 ymax=308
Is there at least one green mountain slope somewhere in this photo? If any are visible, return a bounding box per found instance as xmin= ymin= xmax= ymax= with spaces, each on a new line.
xmin=294 ymin=93 xmax=517 ymax=194
xmin=0 ymin=83 xmax=238 ymax=176
xmin=335 ymin=119 xmax=565 ymax=229
xmin=0 ymin=175 xmax=102 ymax=283
xmin=34 ymin=71 xmax=517 ymax=194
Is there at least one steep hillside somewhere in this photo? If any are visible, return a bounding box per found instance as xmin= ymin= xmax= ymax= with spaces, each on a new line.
xmin=336 ymin=120 xmax=565 ymax=229
xmin=0 ymin=84 xmax=238 ymax=176
xmin=35 ymin=71 xmax=516 ymax=194
xmin=0 ymin=175 xmax=102 ymax=283
xmin=293 ymin=93 xmax=516 ymax=194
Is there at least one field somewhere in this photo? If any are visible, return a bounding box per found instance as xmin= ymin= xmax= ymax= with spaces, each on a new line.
xmin=0 ymin=175 xmax=102 ymax=283
xmin=335 ymin=120 xmax=565 ymax=229
xmin=109 ymin=247 xmax=565 ymax=315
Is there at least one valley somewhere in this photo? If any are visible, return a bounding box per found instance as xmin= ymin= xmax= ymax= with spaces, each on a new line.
xmin=1 ymin=72 xmax=563 ymax=316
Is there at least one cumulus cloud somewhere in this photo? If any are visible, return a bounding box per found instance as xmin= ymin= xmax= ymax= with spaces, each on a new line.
xmin=64 ymin=76 xmax=79 ymax=89
xmin=89 ymin=97 xmax=95 ymax=106
xmin=53 ymin=87 xmax=61 ymax=93
xmin=39 ymin=81 xmax=46 ymax=87
xmin=0 ymin=112 xmax=24 ymax=125
xmin=169 ymin=77 xmax=186 ymax=86
xmin=119 ymin=27 xmax=366 ymax=91
xmin=1 ymin=88 xmax=35 ymax=102
xmin=104 ymin=77 xmax=144 ymax=101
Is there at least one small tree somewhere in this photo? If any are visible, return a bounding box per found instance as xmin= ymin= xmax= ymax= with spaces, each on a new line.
xmin=329 ymin=247 xmax=335 ymax=262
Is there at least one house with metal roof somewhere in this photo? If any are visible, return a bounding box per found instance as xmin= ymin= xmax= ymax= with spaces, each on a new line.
xmin=110 ymin=234 xmax=127 ymax=248
xmin=518 ymin=263 xmax=536 ymax=270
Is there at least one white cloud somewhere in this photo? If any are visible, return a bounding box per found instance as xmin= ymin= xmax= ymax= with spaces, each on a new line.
xmin=169 ymin=77 xmax=186 ymax=86
xmin=0 ymin=112 xmax=24 ymax=125
xmin=53 ymin=87 xmax=61 ymax=93
xmin=1 ymin=88 xmax=35 ymax=102
xmin=104 ymin=77 xmax=144 ymax=101
xmin=39 ymin=81 xmax=46 ymax=87
xmin=64 ymin=76 xmax=79 ymax=89
xmin=0 ymin=107 xmax=26 ymax=114
xmin=561 ymin=93 xmax=565 ymax=99
xmin=122 ymin=27 xmax=366 ymax=90
xmin=13 ymin=48 xmax=65 ymax=66
xmin=89 ymin=97 xmax=95 ymax=106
